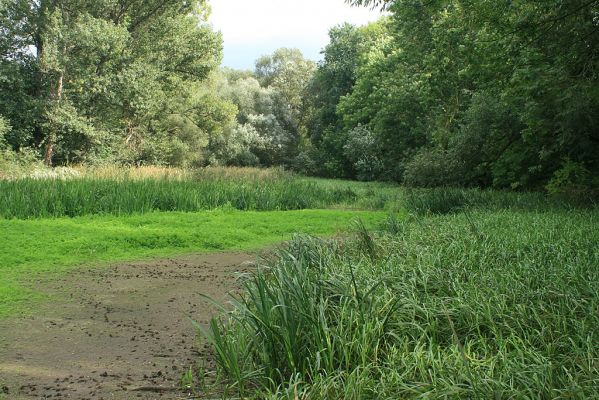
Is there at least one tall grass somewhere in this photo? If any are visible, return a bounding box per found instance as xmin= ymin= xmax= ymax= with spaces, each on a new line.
xmin=199 ymin=210 xmax=599 ymax=398
xmin=75 ymin=165 xmax=190 ymax=181
xmin=403 ymin=187 xmax=591 ymax=215
xmin=0 ymin=176 xmax=362 ymax=219
xmin=3 ymin=164 xmax=589 ymax=219
xmin=74 ymin=165 xmax=288 ymax=181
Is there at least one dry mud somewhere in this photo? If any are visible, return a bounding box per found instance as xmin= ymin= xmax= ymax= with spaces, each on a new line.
xmin=0 ymin=252 xmax=258 ymax=399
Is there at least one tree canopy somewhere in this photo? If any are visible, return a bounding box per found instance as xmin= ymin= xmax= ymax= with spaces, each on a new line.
xmin=306 ymin=0 xmax=599 ymax=194
xmin=1 ymin=0 xmax=597 ymax=194
xmin=0 ymin=0 xmax=225 ymax=166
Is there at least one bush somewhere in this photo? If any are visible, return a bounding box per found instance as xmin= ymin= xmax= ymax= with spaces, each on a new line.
xmin=403 ymin=93 xmax=526 ymax=189
xmin=290 ymin=149 xmax=318 ymax=175
xmin=343 ymin=125 xmax=383 ymax=181
xmin=204 ymin=123 xmax=266 ymax=167
xmin=403 ymin=148 xmax=463 ymax=187
xmin=0 ymin=148 xmax=43 ymax=180
xmin=546 ymin=160 xmax=599 ymax=203
xmin=0 ymin=116 xmax=10 ymax=147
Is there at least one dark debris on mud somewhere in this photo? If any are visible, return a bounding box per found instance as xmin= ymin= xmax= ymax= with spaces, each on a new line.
xmin=0 ymin=252 xmax=256 ymax=400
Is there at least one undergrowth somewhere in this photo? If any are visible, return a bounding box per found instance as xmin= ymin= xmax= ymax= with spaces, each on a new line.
xmin=198 ymin=209 xmax=599 ymax=398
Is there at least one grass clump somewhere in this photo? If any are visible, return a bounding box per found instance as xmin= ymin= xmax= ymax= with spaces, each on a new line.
xmin=200 ymin=209 xmax=599 ymax=398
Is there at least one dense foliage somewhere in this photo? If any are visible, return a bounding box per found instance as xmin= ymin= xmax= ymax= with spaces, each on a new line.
xmin=0 ymin=0 xmax=314 ymax=168
xmin=305 ymin=0 xmax=599 ymax=194
xmin=1 ymin=0 xmax=597 ymax=194
xmin=205 ymin=51 xmax=315 ymax=168
xmin=0 ymin=0 xmax=235 ymax=166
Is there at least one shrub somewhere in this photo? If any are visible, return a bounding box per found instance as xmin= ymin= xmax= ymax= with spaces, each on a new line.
xmin=343 ymin=125 xmax=383 ymax=181
xmin=403 ymin=148 xmax=463 ymax=187
xmin=0 ymin=116 xmax=10 ymax=148
xmin=546 ymin=160 xmax=599 ymax=203
xmin=0 ymin=147 xmax=43 ymax=180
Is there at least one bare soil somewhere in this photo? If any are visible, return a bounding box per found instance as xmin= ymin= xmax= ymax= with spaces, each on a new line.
xmin=0 ymin=251 xmax=257 ymax=399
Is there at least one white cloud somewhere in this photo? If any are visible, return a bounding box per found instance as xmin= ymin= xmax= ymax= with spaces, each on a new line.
xmin=209 ymin=0 xmax=382 ymax=69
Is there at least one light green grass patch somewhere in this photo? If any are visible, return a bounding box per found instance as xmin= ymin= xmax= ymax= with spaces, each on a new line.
xmin=0 ymin=209 xmax=387 ymax=317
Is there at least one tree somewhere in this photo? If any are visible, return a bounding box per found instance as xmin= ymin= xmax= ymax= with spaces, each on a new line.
xmin=205 ymin=68 xmax=301 ymax=167
xmin=0 ymin=0 xmax=224 ymax=166
xmin=304 ymin=19 xmax=392 ymax=178
xmin=346 ymin=0 xmax=392 ymax=10
xmin=255 ymin=48 xmax=315 ymax=121
xmin=254 ymin=49 xmax=316 ymax=165
xmin=328 ymin=0 xmax=599 ymax=189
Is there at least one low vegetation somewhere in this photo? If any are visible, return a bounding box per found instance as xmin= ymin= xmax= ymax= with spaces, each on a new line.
xmin=0 ymin=164 xmax=596 ymax=397
xmin=0 ymin=167 xmax=404 ymax=219
xmin=200 ymin=205 xmax=599 ymax=398
xmin=3 ymin=165 xmax=588 ymax=220
xmin=0 ymin=176 xmax=350 ymax=219
xmin=0 ymin=209 xmax=386 ymax=317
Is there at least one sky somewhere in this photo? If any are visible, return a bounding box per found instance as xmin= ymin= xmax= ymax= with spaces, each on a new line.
xmin=209 ymin=0 xmax=383 ymax=70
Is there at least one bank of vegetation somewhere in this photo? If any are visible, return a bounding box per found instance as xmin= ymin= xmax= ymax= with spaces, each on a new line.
xmin=199 ymin=195 xmax=599 ymax=398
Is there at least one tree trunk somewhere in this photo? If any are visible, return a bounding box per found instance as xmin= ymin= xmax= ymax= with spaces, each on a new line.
xmin=43 ymin=70 xmax=63 ymax=167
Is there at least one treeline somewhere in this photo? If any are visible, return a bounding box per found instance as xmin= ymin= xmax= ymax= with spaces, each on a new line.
xmin=0 ymin=0 xmax=232 ymax=167
xmin=1 ymin=0 xmax=598 ymax=193
xmin=304 ymin=0 xmax=599 ymax=193
xmin=0 ymin=0 xmax=317 ymax=170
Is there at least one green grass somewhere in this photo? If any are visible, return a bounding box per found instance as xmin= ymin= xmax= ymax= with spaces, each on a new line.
xmin=2 ymin=171 xmax=583 ymax=220
xmin=0 ymin=209 xmax=386 ymax=317
xmin=200 ymin=209 xmax=599 ymax=398
xmin=2 ymin=168 xmax=597 ymax=397
xmin=0 ymin=177 xmax=366 ymax=218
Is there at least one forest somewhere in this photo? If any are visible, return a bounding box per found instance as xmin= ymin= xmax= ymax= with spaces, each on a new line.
xmin=1 ymin=0 xmax=597 ymax=195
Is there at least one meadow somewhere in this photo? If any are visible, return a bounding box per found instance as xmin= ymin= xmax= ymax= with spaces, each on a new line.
xmin=0 ymin=166 xmax=394 ymax=318
xmin=1 ymin=166 xmax=597 ymax=398
xmin=0 ymin=209 xmax=387 ymax=318
xmin=0 ymin=167 xmax=400 ymax=219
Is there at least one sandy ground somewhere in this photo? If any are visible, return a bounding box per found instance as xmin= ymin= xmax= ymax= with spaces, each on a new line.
xmin=0 ymin=251 xmax=257 ymax=399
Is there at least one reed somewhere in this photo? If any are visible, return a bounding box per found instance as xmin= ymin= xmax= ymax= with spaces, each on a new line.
xmin=200 ymin=209 xmax=599 ymax=398
xmin=0 ymin=176 xmax=358 ymax=219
